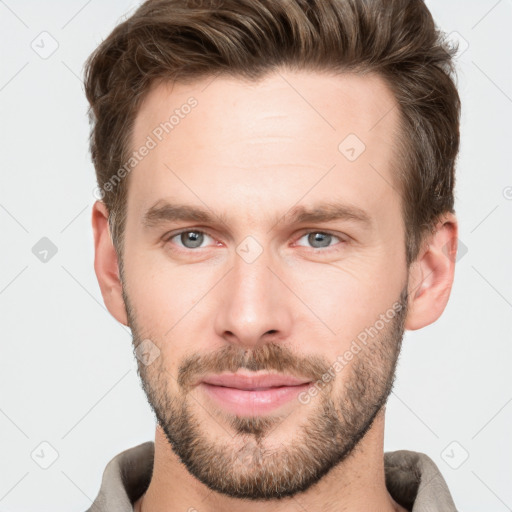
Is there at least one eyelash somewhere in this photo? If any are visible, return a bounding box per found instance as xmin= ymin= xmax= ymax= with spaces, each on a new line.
xmin=163 ymin=229 xmax=347 ymax=254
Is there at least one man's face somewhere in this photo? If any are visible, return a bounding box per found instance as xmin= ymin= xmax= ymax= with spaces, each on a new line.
xmin=121 ymin=70 xmax=410 ymax=499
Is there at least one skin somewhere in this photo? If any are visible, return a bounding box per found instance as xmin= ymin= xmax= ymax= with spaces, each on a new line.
xmin=92 ymin=69 xmax=458 ymax=512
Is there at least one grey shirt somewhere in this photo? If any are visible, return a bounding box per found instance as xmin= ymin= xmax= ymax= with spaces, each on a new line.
xmin=86 ymin=442 xmax=458 ymax=511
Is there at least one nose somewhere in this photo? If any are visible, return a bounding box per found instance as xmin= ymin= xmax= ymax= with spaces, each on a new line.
xmin=213 ymin=247 xmax=294 ymax=349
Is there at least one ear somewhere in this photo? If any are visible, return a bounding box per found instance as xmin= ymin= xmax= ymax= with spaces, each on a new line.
xmin=404 ymin=212 xmax=458 ymax=331
xmin=91 ymin=201 xmax=128 ymax=326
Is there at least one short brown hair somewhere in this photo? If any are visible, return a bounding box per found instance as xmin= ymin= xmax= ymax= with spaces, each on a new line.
xmin=84 ymin=0 xmax=461 ymax=267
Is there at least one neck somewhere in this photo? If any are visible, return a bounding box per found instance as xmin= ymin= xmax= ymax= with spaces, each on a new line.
xmin=134 ymin=408 xmax=406 ymax=512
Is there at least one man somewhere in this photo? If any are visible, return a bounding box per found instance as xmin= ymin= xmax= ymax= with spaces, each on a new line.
xmin=85 ymin=0 xmax=461 ymax=510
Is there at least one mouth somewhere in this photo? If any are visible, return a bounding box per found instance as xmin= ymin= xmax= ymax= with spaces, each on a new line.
xmin=201 ymin=371 xmax=311 ymax=389
xmin=198 ymin=372 xmax=313 ymax=416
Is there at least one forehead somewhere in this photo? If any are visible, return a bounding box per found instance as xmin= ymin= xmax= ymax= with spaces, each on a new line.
xmin=133 ymin=69 xmax=400 ymax=150
xmin=128 ymin=69 xmax=402 ymax=225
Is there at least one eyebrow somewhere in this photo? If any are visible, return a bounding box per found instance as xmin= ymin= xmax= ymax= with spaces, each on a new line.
xmin=142 ymin=200 xmax=373 ymax=231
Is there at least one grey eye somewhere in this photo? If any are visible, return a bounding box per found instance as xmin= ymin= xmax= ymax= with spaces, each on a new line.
xmin=296 ymin=232 xmax=340 ymax=249
xmin=309 ymin=232 xmax=332 ymax=248
xmin=174 ymin=231 xmax=209 ymax=249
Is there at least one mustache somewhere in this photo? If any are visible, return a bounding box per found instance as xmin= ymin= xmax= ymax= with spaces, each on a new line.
xmin=177 ymin=342 xmax=331 ymax=391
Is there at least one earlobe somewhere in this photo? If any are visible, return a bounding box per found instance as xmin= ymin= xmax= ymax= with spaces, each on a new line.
xmin=91 ymin=201 xmax=129 ymax=326
xmin=404 ymin=213 xmax=458 ymax=331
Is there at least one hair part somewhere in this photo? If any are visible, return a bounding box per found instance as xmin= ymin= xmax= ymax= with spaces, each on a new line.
xmin=84 ymin=0 xmax=461 ymax=269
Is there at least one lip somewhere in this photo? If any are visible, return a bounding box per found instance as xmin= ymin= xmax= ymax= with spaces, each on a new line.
xmin=198 ymin=372 xmax=312 ymax=416
xmin=200 ymin=372 xmax=311 ymax=389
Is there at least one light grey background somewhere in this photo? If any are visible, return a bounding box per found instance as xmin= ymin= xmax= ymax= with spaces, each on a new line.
xmin=0 ymin=0 xmax=511 ymax=510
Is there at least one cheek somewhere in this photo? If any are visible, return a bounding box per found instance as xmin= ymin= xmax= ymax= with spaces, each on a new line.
xmin=123 ymin=247 xmax=207 ymax=326
xmin=288 ymin=256 xmax=403 ymax=351
xmin=123 ymin=255 xmax=225 ymax=378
